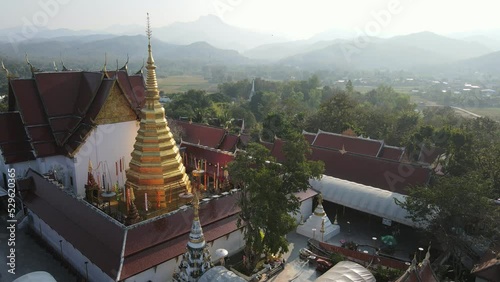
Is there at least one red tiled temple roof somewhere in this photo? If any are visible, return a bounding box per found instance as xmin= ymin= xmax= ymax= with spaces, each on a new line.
xmin=218 ymin=133 xmax=239 ymax=152
xmin=268 ymin=138 xmax=429 ymax=193
xmin=270 ymin=138 xmax=286 ymax=162
xmin=259 ymin=139 xmax=274 ymax=151
xmin=34 ymin=72 xmax=103 ymax=146
xmin=379 ymin=145 xmax=405 ymax=161
xmin=20 ymin=169 xmax=125 ymax=279
xmin=310 ymin=146 xmax=429 ymax=193
xmin=64 ymin=79 xmax=115 ymax=154
xmin=395 ymin=260 xmax=439 ymax=282
xmin=312 ymin=130 xmax=384 ymax=157
xmin=121 ymin=215 xmax=239 ymax=280
xmin=302 ymin=130 xmax=316 ymax=145
xmin=19 ymin=168 xmax=244 ymax=280
xmin=0 ymin=112 xmax=35 ymax=163
xmin=171 ymin=120 xmax=226 ymax=149
xmin=471 ymin=245 xmax=500 ymax=282
xmin=2 ymin=70 xmax=145 ymax=163
xmin=181 ymin=142 xmax=234 ymax=174
xmin=121 ymin=194 xmax=241 ymax=279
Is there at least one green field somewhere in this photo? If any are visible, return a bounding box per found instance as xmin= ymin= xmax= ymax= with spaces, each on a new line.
xmin=157 ymin=75 xmax=218 ymax=94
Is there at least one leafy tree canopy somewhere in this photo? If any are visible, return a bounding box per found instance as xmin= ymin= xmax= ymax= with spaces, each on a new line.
xmin=228 ymin=133 xmax=323 ymax=271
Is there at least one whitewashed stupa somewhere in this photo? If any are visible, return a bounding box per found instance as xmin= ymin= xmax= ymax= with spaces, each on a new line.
xmin=296 ymin=194 xmax=340 ymax=241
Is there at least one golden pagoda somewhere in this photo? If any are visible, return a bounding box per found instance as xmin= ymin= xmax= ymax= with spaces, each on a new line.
xmin=125 ymin=14 xmax=192 ymax=215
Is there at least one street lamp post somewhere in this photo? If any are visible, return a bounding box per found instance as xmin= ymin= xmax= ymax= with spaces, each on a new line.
xmin=312 ymin=228 xmax=316 ymax=240
xmin=347 ymin=221 xmax=351 ymax=233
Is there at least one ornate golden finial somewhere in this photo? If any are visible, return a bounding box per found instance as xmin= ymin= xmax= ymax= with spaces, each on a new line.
xmin=144 ymin=13 xmax=159 ymax=104
xmin=146 ymin=13 xmax=152 ymax=44
xmin=193 ymin=188 xmax=200 ymax=220
xmin=88 ymin=159 xmax=93 ymax=171
xmin=146 ymin=13 xmax=154 ymax=66
xmin=317 ymin=193 xmax=323 ymax=205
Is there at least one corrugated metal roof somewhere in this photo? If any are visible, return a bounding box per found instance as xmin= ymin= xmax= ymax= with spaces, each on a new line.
xmin=310 ymin=175 xmax=417 ymax=227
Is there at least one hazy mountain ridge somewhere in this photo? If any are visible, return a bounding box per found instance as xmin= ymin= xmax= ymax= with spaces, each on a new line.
xmin=244 ymin=39 xmax=344 ymax=61
xmin=453 ymin=50 xmax=500 ymax=73
xmin=385 ymin=31 xmax=491 ymax=60
xmin=278 ymin=32 xmax=493 ymax=71
xmin=0 ymin=35 xmax=249 ymax=72
xmin=149 ymin=15 xmax=286 ymax=51
xmin=1 ymin=17 xmax=500 ymax=76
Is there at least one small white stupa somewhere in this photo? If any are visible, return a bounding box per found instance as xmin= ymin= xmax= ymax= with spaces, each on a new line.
xmin=296 ymin=193 xmax=340 ymax=241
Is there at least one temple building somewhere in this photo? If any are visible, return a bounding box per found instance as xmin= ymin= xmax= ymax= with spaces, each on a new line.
xmin=0 ymin=16 xmax=255 ymax=282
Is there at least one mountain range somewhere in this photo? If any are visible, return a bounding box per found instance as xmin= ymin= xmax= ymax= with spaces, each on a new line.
xmin=1 ymin=15 xmax=500 ymax=75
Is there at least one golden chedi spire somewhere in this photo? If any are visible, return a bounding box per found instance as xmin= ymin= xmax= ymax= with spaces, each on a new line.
xmin=125 ymin=13 xmax=192 ymax=216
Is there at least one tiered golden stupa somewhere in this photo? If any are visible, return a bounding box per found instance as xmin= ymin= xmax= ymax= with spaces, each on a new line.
xmin=125 ymin=14 xmax=191 ymax=215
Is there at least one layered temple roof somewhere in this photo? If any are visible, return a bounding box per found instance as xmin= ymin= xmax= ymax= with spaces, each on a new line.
xmin=395 ymin=248 xmax=439 ymax=282
xmin=18 ymin=168 xmax=242 ymax=281
xmin=267 ymin=132 xmax=429 ymax=194
xmin=0 ymin=69 xmax=145 ymax=163
xmin=125 ymin=20 xmax=191 ymax=213
xmin=168 ymin=122 xmax=430 ymax=194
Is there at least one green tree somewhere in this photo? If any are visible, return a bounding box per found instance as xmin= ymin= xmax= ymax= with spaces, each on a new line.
xmin=396 ymin=174 xmax=500 ymax=281
xmin=345 ymin=79 xmax=353 ymax=94
xmin=305 ymin=89 xmax=358 ymax=133
xmin=228 ymin=134 xmax=323 ymax=272
xmin=165 ymin=90 xmax=213 ymax=122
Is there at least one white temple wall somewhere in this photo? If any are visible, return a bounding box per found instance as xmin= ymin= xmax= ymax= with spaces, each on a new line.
xmin=292 ymin=196 xmax=314 ymax=224
xmin=29 ymin=210 xmax=114 ymax=282
xmin=74 ymin=121 xmax=139 ymax=197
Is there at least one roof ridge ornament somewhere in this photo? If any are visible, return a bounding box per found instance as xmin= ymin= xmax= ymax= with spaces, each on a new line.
xmin=102 ymin=52 xmax=108 ymax=73
xmin=120 ymin=54 xmax=129 ymax=71
xmin=60 ymin=53 xmax=69 ymax=71
xmin=135 ymin=58 xmax=145 ymax=75
xmin=1 ymin=60 xmax=14 ymax=79
xmin=25 ymin=53 xmax=40 ymax=77
xmin=53 ymin=61 xmax=58 ymax=71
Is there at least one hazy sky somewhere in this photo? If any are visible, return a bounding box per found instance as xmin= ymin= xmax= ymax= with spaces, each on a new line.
xmin=2 ymin=0 xmax=499 ymax=39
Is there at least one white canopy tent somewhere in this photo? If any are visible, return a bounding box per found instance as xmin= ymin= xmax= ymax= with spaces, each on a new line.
xmin=316 ymin=261 xmax=375 ymax=282
xmin=198 ymin=266 xmax=246 ymax=282
xmin=310 ymin=175 xmax=416 ymax=227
